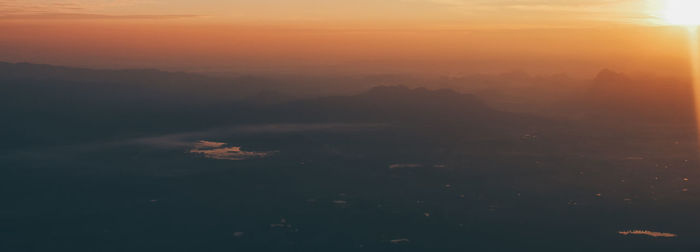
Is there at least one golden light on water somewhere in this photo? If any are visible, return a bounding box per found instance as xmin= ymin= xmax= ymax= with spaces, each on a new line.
xmin=618 ymin=230 xmax=677 ymax=238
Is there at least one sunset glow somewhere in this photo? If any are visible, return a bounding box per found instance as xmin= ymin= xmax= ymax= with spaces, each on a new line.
xmin=661 ymin=0 xmax=700 ymax=147
xmin=662 ymin=0 xmax=700 ymax=26
xmin=0 ymin=0 xmax=692 ymax=75
xmin=7 ymin=1 xmax=700 ymax=251
xmin=687 ymin=27 xmax=700 ymax=148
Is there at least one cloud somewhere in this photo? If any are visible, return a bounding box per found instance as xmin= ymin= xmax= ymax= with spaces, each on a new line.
xmin=0 ymin=0 xmax=83 ymax=14
xmin=408 ymin=0 xmax=640 ymax=15
xmin=0 ymin=0 xmax=197 ymax=20
xmin=417 ymin=0 xmax=634 ymax=8
xmin=403 ymin=0 xmax=649 ymax=26
xmin=0 ymin=13 xmax=199 ymax=20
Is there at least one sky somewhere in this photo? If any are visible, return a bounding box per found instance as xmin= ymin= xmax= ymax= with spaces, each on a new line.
xmin=0 ymin=0 xmax=656 ymax=24
xmin=0 ymin=0 xmax=696 ymax=76
xmin=0 ymin=0 xmax=668 ymax=30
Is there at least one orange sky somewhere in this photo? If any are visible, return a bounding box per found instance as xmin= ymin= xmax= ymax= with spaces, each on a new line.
xmin=0 ymin=0 xmax=697 ymax=76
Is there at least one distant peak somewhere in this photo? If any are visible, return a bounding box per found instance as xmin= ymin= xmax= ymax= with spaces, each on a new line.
xmin=367 ymin=85 xmax=411 ymax=93
xmin=366 ymin=85 xmax=457 ymax=94
xmin=595 ymin=69 xmax=628 ymax=83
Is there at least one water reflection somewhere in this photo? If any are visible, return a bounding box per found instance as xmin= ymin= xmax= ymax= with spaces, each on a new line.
xmin=390 ymin=238 xmax=410 ymax=244
xmin=618 ymin=230 xmax=677 ymax=238
xmin=389 ymin=164 xmax=422 ymax=169
xmin=189 ymin=140 xmax=275 ymax=160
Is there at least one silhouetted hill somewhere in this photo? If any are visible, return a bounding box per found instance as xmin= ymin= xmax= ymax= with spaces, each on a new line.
xmin=0 ymin=62 xmax=269 ymax=106
xmin=0 ymin=63 xmax=551 ymax=151
xmin=0 ymin=62 xmax=206 ymax=83
xmin=268 ymin=86 xmax=543 ymax=135
xmin=593 ymin=68 xmax=629 ymax=84
xmin=583 ymin=69 xmax=695 ymax=123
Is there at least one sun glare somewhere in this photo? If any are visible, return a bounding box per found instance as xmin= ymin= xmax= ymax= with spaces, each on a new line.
xmin=663 ymin=0 xmax=700 ymax=26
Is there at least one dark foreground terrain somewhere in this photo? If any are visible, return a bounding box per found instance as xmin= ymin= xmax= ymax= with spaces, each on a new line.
xmin=2 ymin=63 xmax=700 ymax=251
